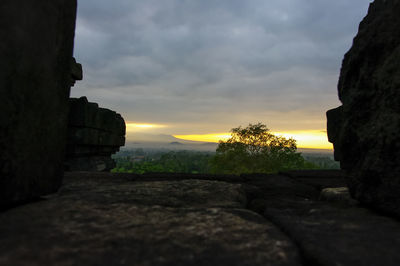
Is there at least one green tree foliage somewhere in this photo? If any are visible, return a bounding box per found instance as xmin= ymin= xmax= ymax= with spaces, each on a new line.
xmin=210 ymin=123 xmax=316 ymax=174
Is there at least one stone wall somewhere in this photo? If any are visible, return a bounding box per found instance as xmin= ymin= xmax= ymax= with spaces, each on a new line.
xmin=327 ymin=0 xmax=400 ymax=217
xmin=65 ymin=97 xmax=126 ymax=172
xmin=0 ymin=0 xmax=77 ymax=208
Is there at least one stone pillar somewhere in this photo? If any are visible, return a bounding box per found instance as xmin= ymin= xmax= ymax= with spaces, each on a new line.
xmin=0 ymin=0 xmax=77 ymax=208
xmin=327 ymin=0 xmax=400 ymax=217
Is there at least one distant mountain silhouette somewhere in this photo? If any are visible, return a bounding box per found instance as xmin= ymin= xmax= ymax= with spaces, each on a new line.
xmin=125 ymin=133 xmax=181 ymax=143
xmin=200 ymin=142 xmax=218 ymax=145
xmin=169 ymin=142 xmax=184 ymax=145
xmin=126 ymin=133 xmax=215 ymax=145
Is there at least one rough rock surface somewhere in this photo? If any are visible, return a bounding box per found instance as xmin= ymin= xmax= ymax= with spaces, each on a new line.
xmin=0 ymin=173 xmax=302 ymax=266
xmin=0 ymin=0 xmax=77 ymax=208
xmin=244 ymin=173 xmax=400 ymax=266
xmin=280 ymin=170 xmax=346 ymax=190
xmin=326 ymin=0 xmax=400 ymax=217
xmin=2 ymin=170 xmax=400 ymax=266
xmin=65 ymin=97 xmax=126 ymax=171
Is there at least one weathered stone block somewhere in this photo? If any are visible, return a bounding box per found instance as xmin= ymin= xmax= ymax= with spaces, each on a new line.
xmin=68 ymin=97 xmax=126 ymax=135
xmin=327 ymin=0 xmax=400 ymax=217
xmin=0 ymin=0 xmax=77 ymax=208
xmin=65 ymin=97 xmax=126 ymax=171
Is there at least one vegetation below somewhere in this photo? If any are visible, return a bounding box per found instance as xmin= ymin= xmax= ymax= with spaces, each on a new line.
xmin=112 ymin=149 xmax=213 ymax=174
xmin=112 ymin=123 xmax=339 ymax=174
xmin=112 ymin=149 xmax=338 ymax=174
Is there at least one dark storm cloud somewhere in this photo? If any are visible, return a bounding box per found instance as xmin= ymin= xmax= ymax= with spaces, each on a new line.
xmin=72 ymin=0 xmax=372 ymax=133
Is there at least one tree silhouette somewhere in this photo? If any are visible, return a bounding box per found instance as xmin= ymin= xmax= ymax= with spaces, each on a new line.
xmin=211 ymin=123 xmax=312 ymax=174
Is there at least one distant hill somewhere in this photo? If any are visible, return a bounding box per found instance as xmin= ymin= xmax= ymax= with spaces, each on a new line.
xmin=125 ymin=133 xmax=181 ymax=143
xmin=126 ymin=133 xmax=218 ymax=145
xmin=169 ymin=142 xmax=184 ymax=145
xmin=200 ymin=142 xmax=218 ymax=145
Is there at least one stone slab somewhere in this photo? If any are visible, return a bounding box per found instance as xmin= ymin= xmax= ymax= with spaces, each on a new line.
xmin=2 ymin=171 xmax=400 ymax=265
xmin=243 ymin=174 xmax=400 ymax=266
xmin=0 ymin=173 xmax=301 ymax=266
xmin=280 ymin=170 xmax=347 ymax=189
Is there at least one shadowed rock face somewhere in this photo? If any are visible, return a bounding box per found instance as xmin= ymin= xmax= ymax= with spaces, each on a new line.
xmin=65 ymin=97 xmax=126 ymax=171
xmin=0 ymin=0 xmax=77 ymax=208
xmin=327 ymin=0 xmax=400 ymax=217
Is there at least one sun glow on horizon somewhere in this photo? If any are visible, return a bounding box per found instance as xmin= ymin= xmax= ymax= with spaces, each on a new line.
xmin=174 ymin=133 xmax=231 ymax=143
xmin=126 ymin=122 xmax=167 ymax=131
xmin=272 ymin=131 xmax=332 ymax=150
xmin=125 ymin=121 xmax=332 ymax=150
xmin=174 ymin=130 xmax=332 ymax=150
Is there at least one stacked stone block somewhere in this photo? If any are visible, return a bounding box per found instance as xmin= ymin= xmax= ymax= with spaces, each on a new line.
xmin=65 ymin=97 xmax=126 ymax=171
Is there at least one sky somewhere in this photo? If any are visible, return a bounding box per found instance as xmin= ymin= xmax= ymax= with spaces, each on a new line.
xmin=71 ymin=0 xmax=372 ymax=149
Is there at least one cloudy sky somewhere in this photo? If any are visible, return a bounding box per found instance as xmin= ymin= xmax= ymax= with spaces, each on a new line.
xmin=71 ymin=0 xmax=372 ymax=148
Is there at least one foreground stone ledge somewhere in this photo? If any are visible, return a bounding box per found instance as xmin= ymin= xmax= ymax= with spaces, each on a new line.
xmin=0 ymin=173 xmax=301 ymax=266
xmin=280 ymin=170 xmax=346 ymax=190
xmin=1 ymin=171 xmax=400 ymax=266
xmin=247 ymin=173 xmax=400 ymax=266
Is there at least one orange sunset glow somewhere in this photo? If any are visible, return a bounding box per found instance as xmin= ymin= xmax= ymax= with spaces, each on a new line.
xmin=173 ymin=133 xmax=232 ymax=143
xmin=174 ymin=130 xmax=332 ymax=150
xmin=125 ymin=121 xmax=332 ymax=150
xmin=125 ymin=122 xmax=167 ymax=130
